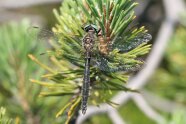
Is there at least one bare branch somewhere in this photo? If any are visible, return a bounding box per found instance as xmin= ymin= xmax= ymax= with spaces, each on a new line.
xmin=108 ymin=108 xmax=126 ymax=124
xmin=132 ymin=94 xmax=166 ymax=124
xmin=142 ymin=90 xmax=186 ymax=113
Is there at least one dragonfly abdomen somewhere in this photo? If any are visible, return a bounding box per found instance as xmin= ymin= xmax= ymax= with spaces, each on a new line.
xmin=82 ymin=52 xmax=91 ymax=114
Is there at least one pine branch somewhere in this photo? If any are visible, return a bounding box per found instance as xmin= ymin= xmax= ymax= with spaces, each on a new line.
xmin=29 ymin=0 xmax=152 ymax=123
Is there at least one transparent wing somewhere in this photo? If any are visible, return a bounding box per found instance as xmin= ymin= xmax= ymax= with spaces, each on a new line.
xmin=94 ymin=33 xmax=151 ymax=72
xmin=111 ymin=33 xmax=152 ymax=53
xmin=27 ymin=26 xmax=85 ymax=57
xmin=27 ymin=26 xmax=58 ymax=47
xmin=27 ymin=26 xmax=82 ymax=50
xmin=27 ymin=26 xmax=86 ymax=68
xmin=92 ymin=55 xmax=144 ymax=73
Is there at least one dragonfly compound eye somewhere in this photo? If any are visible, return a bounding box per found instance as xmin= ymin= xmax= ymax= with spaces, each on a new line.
xmin=83 ymin=24 xmax=98 ymax=33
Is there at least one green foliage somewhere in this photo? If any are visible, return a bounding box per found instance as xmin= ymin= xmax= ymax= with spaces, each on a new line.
xmin=0 ymin=20 xmax=65 ymax=124
xmin=119 ymin=101 xmax=156 ymax=124
xmin=165 ymin=110 xmax=186 ymax=124
xmin=146 ymin=23 xmax=186 ymax=124
xmin=0 ymin=107 xmax=12 ymax=124
xmin=147 ymin=26 xmax=186 ymax=103
xmin=84 ymin=114 xmax=112 ymax=124
xmin=29 ymin=0 xmax=151 ymax=123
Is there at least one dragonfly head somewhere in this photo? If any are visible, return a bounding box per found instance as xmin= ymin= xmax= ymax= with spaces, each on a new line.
xmin=83 ymin=24 xmax=100 ymax=34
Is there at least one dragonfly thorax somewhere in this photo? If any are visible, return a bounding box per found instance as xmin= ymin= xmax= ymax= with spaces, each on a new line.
xmin=83 ymin=32 xmax=95 ymax=51
xmin=82 ymin=24 xmax=98 ymax=51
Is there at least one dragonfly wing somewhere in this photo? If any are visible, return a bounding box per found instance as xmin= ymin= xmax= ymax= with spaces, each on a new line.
xmin=27 ymin=26 xmax=58 ymax=42
xmin=61 ymin=35 xmax=83 ymax=53
xmin=94 ymin=55 xmax=143 ymax=73
xmin=27 ymin=26 xmax=83 ymax=52
xmin=111 ymin=33 xmax=152 ymax=53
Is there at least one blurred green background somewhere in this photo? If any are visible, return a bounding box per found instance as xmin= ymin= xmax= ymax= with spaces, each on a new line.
xmin=0 ymin=0 xmax=186 ymax=124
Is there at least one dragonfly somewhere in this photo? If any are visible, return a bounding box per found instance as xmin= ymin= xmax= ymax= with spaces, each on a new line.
xmin=80 ymin=24 xmax=100 ymax=114
xmin=28 ymin=24 xmax=152 ymax=114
